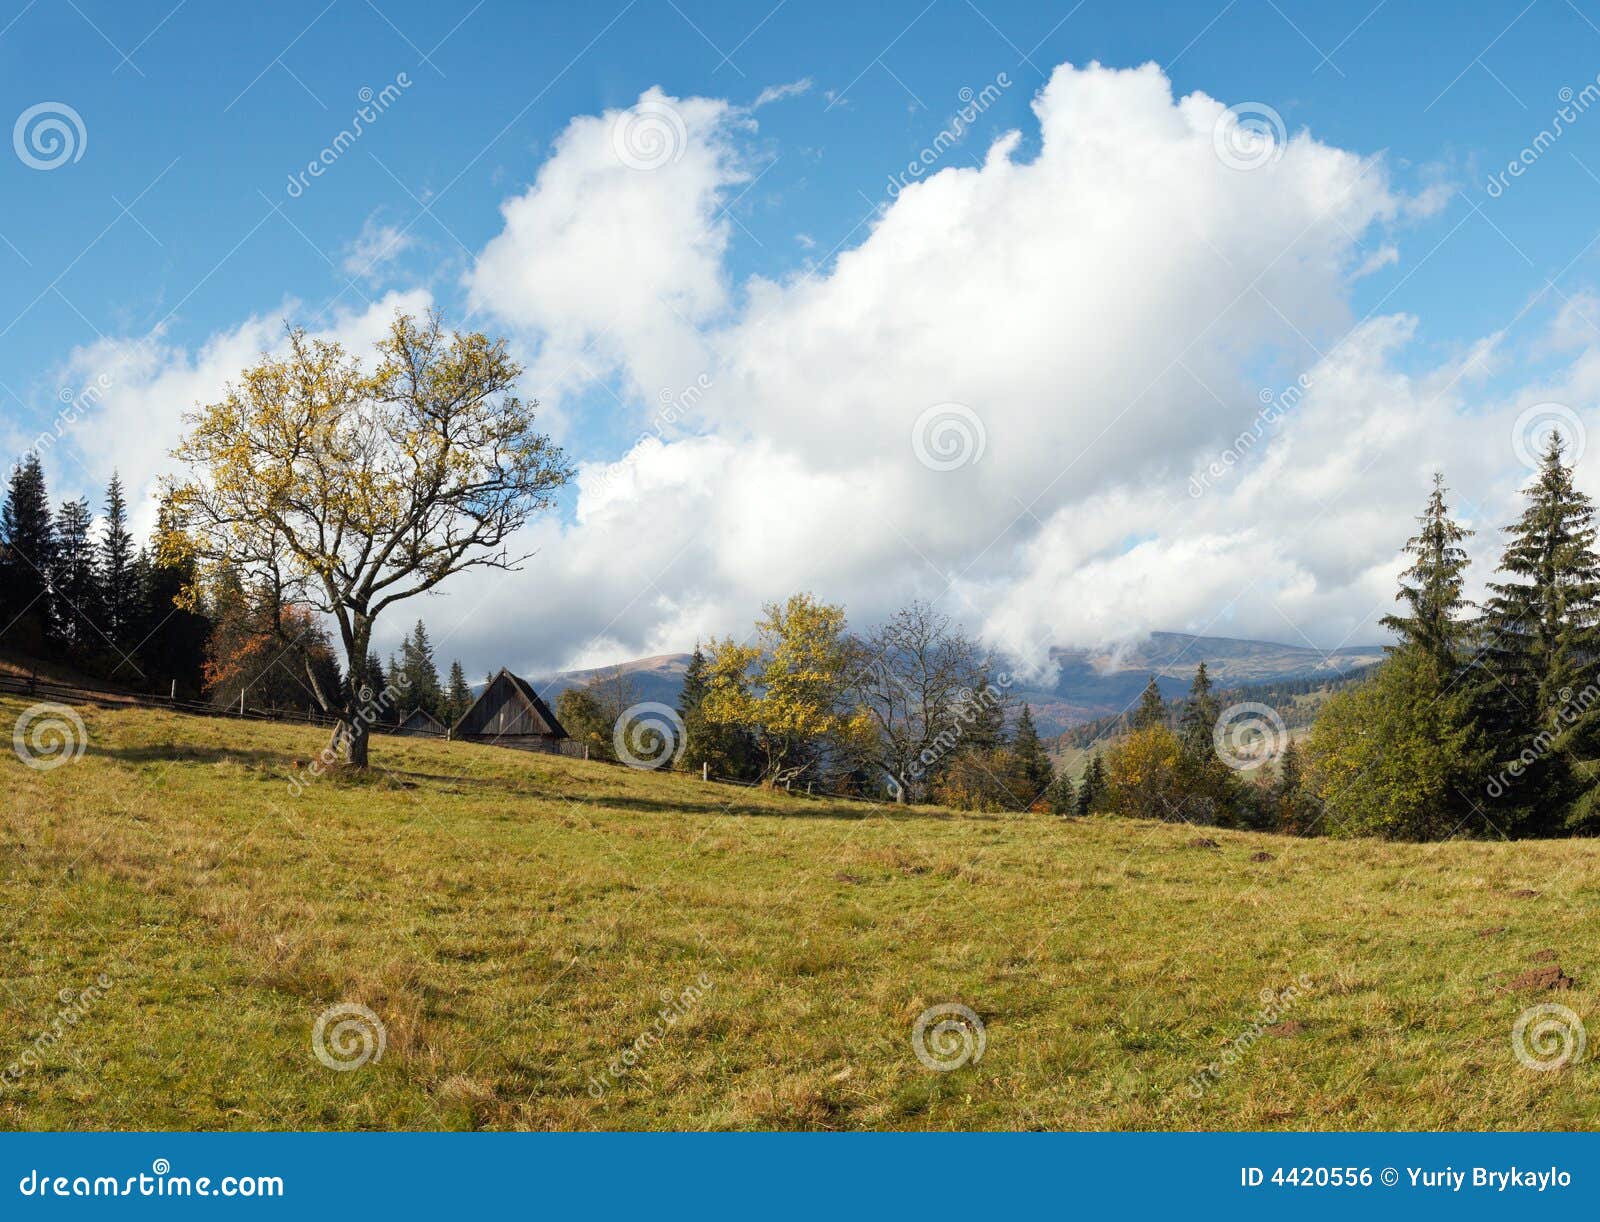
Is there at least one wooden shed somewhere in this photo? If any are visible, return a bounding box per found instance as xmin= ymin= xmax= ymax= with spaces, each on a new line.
xmin=395 ymin=707 xmax=446 ymax=738
xmin=451 ymin=668 xmax=572 ymax=753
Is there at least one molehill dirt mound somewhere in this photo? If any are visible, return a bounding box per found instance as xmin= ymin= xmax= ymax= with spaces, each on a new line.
xmin=1501 ymin=965 xmax=1575 ymax=992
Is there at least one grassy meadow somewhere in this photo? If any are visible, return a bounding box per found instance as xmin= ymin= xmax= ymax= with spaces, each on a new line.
xmin=2 ymin=692 xmax=1598 ymax=1131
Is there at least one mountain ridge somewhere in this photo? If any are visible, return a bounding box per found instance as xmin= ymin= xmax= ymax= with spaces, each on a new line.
xmin=529 ymin=631 xmax=1383 ymax=737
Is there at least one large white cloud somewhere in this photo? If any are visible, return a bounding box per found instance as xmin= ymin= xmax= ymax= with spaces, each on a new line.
xmin=443 ymin=61 xmax=1481 ymax=675
xmin=33 ymin=61 xmax=1600 ymax=680
xmin=465 ymin=87 xmax=747 ymax=415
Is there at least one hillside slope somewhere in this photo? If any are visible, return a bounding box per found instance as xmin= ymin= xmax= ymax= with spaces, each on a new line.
xmin=1 ymin=693 xmax=1592 ymax=1131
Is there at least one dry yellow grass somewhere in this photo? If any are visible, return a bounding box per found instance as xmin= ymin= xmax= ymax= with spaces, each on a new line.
xmin=1 ymin=693 xmax=1597 ymax=1130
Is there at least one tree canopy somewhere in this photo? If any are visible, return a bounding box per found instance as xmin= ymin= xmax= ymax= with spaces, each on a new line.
xmin=165 ymin=311 xmax=570 ymax=765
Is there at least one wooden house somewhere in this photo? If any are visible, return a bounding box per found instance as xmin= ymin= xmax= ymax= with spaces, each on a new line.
xmin=451 ymin=668 xmax=574 ymax=754
xmin=394 ymin=707 xmax=446 ymax=738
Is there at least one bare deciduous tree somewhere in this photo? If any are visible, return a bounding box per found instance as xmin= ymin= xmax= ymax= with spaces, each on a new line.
xmin=851 ymin=600 xmax=991 ymax=802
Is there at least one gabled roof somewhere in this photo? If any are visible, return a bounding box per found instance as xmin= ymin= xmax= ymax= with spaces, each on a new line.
xmin=398 ymin=707 xmax=445 ymax=731
xmin=451 ymin=667 xmax=569 ymax=739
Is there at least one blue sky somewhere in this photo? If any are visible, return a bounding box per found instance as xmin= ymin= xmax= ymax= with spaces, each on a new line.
xmin=8 ymin=0 xmax=1600 ymax=413
xmin=7 ymin=0 xmax=1600 ymax=674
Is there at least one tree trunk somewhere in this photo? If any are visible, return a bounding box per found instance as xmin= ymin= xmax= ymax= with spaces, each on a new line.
xmin=345 ymin=715 xmax=370 ymax=768
xmin=330 ymin=612 xmax=375 ymax=769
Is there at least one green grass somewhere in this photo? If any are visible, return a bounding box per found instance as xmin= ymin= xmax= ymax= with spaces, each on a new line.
xmin=2 ymin=693 xmax=1597 ymax=1130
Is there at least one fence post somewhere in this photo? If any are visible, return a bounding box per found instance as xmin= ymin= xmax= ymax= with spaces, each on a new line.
xmin=239 ymin=690 xmax=245 ymax=716
xmin=702 ymin=761 xmax=708 ymax=782
xmin=170 ymin=679 xmax=176 ymax=702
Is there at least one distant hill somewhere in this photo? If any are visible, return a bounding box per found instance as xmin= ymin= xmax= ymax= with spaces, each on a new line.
xmin=532 ymin=653 xmax=692 ymax=709
xmin=527 ymin=631 xmax=1383 ymax=737
xmin=1050 ymin=665 xmax=1375 ymax=778
xmin=1008 ymin=631 xmax=1383 ymax=736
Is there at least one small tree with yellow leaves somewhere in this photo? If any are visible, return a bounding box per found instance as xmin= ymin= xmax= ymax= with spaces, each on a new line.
xmin=702 ymin=592 xmax=874 ymax=788
xmin=164 ymin=312 xmax=570 ymax=767
xmin=1105 ymin=724 xmax=1185 ymax=821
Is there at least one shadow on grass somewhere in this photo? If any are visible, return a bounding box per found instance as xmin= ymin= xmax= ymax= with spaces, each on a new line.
xmin=87 ymin=743 xmax=290 ymax=769
xmin=84 ymin=743 xmax=984 ymax=823
xmin=578 ymin=793 xmax=971 ymax=822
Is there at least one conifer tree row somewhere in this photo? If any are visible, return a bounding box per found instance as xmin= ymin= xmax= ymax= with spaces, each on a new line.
xmin=1308 ymin=442 xmax=1600 ymax=839
xmin=1 ymin=458 xmax=209 ymax=695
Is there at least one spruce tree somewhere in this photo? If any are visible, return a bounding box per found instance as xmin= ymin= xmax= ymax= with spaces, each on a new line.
xmin=1046 ymin=771 xmax=1076 ymax=815
xmin=1133 ymin=676 xmax=1166 ymax=729
xmin=1010 ymin=704 xmax=1054 ymax=806
xmin=965 ymin=668 xmax=1009 ymax=750
xmin=49 ymin=497 xmax=101 ymax=653
xmin=400 ymin=621 xmax=443 ymax=717
xmin=387 ymin=654 xmax=402 ymax=710
xmin=365 ymin=652 xmax=389 ymax=700
xmin=1381 ymin=472 xmax=1474 ymax=668
xmin=100 ymin=472 xmax=139 ymax=654
xmin=143 ymin=496 xmax=210 ymax=699
xmin=1077 ymin=753 xmax=1108 ymax=815
xmin=1272 ymin=738 xmax=1315 ymax=834
xmin=1477 ymin=434 xmax=1600 ymax=831
xmin=0 ymin=455 xmax=55 ymax=651
xmin=1175 ymin=661 xmax=1240 ymax=824
xmin=680 ymin=645 xmax=708 ymax=714
xmin=1178 ymin=662 xmax=1219 ymax=758
xmin=446 ymin=660 xmax=471 ymax=725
